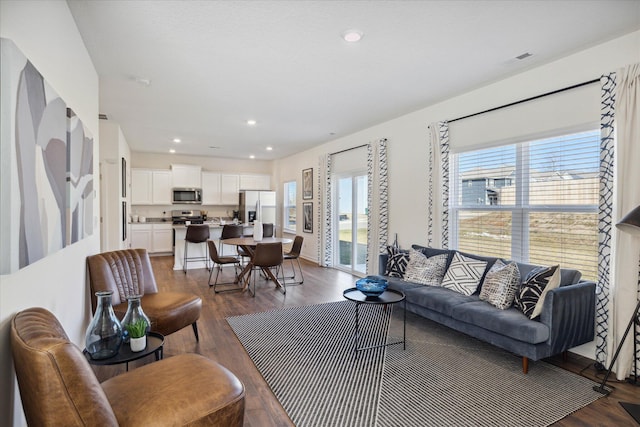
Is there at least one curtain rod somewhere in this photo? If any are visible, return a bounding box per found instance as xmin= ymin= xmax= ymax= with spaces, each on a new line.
xmin=448 ymin=78 xmax=600 ymax=124
xmin=330 ymin=143 xmax=368 ymax=156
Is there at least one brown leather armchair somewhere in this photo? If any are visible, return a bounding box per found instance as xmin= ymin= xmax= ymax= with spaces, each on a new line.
xmin=11 ymin=307 xmax=245 ymax=426
xmin=87 ymin=249 xmax=201 ymax=340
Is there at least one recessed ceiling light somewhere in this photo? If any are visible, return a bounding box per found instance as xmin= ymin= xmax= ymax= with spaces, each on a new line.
xmin=169 ymin=149 xmax=176 ymax=153
xmin=247 ymin=119 xmax=257 ymax=126
xmin=133 ymin=76 xmax=151 ymax=86
xmin=249 ymin=155 xmax=255 ymax=159
xmin=266 ymin=146 xmax=273 ymax=151
xmin=342 ymin=29 xmax=363 ymax=43
xmin=173 ymin=138 xmax=181 ymax=143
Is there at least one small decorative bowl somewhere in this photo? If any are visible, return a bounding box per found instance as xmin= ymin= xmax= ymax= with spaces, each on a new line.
xmin=355 ymin=276 xmax=388 ymax=297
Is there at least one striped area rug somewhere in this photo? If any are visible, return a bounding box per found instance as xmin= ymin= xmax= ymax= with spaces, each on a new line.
xmin=227 ymin=301 xmax=602 ymax=427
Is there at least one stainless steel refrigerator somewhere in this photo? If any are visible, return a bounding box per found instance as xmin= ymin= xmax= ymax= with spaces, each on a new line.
xmin=239 ymin=191 xmax=276 ymax=225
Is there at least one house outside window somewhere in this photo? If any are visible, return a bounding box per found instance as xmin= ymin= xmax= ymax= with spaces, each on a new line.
xmin=283 ymin=181 xmax=297 ymax=232
xmin=450 ymin=129 xmax=599 ymax=281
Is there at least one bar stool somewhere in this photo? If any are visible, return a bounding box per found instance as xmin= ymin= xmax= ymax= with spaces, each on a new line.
xmin=183 ymin=224 xmax=210 ymax=273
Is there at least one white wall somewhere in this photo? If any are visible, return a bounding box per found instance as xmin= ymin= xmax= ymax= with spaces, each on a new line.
xmin=274 ymin=30 xmax=640 ymax=356
xmin=0 ymin=2 xmax=99 ymax=426
xmin=131 ymin=151 xmax=273 ymax=174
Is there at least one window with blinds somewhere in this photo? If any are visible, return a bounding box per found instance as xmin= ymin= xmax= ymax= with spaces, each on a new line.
xmin=450 ymin=129 xmax=599 ymax=281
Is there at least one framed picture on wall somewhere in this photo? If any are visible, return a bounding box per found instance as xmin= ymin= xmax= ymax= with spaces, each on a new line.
xmin=122 ymin=201 xmax=127 ymax=241
xmin=303 ymin=202 xmax=313 ymax=233
xmin=121 ymin=157 xmax=127 ymax=197
xmin=302 ymin=168 xmax=313 ymax=200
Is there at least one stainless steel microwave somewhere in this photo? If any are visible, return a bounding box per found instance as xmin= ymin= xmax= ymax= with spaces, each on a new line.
xmin=172 ymin=188 xmax=202 ymax=204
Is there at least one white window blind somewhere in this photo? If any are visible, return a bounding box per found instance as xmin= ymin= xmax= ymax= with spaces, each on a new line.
xmin=451 ymin=130 xmax=599 ymax=280
xmin=283 ymin=181 xmax=297 ymax=232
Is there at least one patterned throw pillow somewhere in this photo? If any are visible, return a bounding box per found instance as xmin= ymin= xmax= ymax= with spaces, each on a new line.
xmin=479 ymin=260 xmax=521 ymax=309
xmin=403 ymin=249 xmax=448 ymax=286
xmin=385 ymin=246 xmax=409 ymax=278
xmin=441 ymin=252 xmax=488 ymax=296
xmin=514 ymin=265 xmax=561 ymax=319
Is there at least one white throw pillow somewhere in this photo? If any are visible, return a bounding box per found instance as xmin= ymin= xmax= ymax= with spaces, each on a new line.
xmin=479 ymin=260 xmax=521 ymax=309
xmin=403 ymin=248 xmax=448 ymax=286
xmin=441 ymin=252 xmax=488 ymax=296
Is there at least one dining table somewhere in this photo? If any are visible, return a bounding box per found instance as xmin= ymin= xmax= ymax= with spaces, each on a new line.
xmin=221 ymin=236 xmax=293 ymax=292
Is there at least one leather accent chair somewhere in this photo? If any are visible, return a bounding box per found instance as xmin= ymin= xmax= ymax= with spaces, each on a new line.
xmin=87 ymin=249 xmax=202 ymax=341
xmin=11 ymin=307 xmax=245 ymax=427
xmin=250 ymin=242 xmax=285 ymax=297
xmin=220 ymin=224 xmax=243 ymax=257
xmin=208 ymin=240 xmax=242 ymax=293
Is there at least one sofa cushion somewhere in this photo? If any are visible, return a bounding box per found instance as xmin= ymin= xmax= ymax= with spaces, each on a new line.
xmin=384 ymin=246 xmax=409 ymax=278
xmin=405 ymin=285 xmax=479 ymax=317
xmin=514 ymin=265 xmax=561 ymax=319
xmin=404 ymin=249 xmax=448 ymax=286
xmin=450 ymin=301 xmax=550 ymax=344
xmin=385 ymin=276 xmax=423 ymax=293
xmin=479 ymin=260 xmax=521 ymax=310
xmin=441 ymin=252 xmax=488 ymax=296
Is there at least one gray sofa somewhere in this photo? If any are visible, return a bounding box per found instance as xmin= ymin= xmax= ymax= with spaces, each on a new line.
xmin=378 ymin=245 xmax=596 ymax=373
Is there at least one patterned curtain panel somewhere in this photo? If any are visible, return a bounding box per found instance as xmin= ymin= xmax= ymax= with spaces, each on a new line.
xmin=596 ymin=72 xmax=616 ymax=369
xmin=322 ymin=154 xmax=332 ymax=267
xmin=365 ymin=139 xmax=389 ymax=275
xmin=597 ymin=64 xmax=640 ymax=380
xmin=427 ymin=121 xmax=450 ymax=249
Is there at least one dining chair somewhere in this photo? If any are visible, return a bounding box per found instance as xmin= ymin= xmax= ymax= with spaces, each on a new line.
xmin=262 ymin=223 xmax=274 ymax=238
xmin=281 ymin=235 xmax=304 ymax=285
xmin=184 ymin=224 xmax=210 ymax=273
xmin=220 ymin=224 xmax=243 ymax=257
xmin=249 ymin=242 xmax=285 ymax=297
xmin=208 ymin=240 xmax=242 ymax=293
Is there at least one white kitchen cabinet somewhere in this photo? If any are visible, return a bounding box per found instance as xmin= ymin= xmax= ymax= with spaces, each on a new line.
xmin=220 ymin=174 xmax=240 ymax=205
xmin=152 ymin=223 xmax=173 ymax=253
xmin=131 ymin=169 xmax=171 ymax=205
xmin=171 ymin=164 xmax=202 ymax=188
xmin=201 ymin=172 xmax=222 ymax=205
xmin=239 ymin=174 xmax=271 ymax=190
xmin=131 ymin=169 xmax=153 ymax=204
xmin=152 ymin=170 xmax=172 ymax=205
xmin=130 ymin=223 xmax=152 ymax=250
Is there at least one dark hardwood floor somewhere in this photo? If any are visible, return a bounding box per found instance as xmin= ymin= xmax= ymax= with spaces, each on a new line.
xmin=92 ymin=255 xmax=640 ymax=426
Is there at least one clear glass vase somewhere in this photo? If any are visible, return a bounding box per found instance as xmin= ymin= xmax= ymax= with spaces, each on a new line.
xmin=85 ymin=291 xmax=123 ymax=360
xmin=121 ymin=294 xmax=151 ymax=343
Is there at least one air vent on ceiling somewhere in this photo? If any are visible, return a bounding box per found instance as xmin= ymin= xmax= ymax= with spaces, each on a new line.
xmin=516 ymin=52 xmax=533 ymax=60
xmin=98 ymin=114 xmax=108 ymax=120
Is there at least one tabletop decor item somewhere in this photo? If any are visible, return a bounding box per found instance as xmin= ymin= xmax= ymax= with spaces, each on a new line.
xmin=253 ymin=220 xmax=263 ymax=242
xmin=121 ymin=294 xmax=151 ymax=351
xmin=355 ymin=276 xmax=388 ymax=297
xmin=126 ymin=318 xmax=149 ymax=352
xmin=85 ymin=290 xmax=123 ymax=360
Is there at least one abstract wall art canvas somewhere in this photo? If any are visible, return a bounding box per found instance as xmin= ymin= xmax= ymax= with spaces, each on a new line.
xmin=0 ymin=38 xmax=94 ymax=274
xmin=67 ymin=108 xmax=94 ymax=245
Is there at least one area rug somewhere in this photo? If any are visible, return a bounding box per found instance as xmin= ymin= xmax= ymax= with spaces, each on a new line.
xmin=227 ymin=301 xmax=602 ymax=427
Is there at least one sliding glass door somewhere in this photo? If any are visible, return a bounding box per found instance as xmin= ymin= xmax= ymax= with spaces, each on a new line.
xmin=335 ymin=172 xmax=368 ymax=275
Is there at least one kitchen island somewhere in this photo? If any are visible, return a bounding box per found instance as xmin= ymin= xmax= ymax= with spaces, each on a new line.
xmin=173 ymin=223 xmax=253 ymax=270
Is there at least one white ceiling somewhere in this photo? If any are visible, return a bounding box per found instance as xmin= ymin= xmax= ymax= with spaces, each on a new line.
xmin=67 ymin=0 xmax=640 ymax=160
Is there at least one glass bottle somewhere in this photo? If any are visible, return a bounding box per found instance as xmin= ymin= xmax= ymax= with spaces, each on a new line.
xmin=85 ymin=291 xmax=123 ymax=360
xmin=120 ymin=294 xmax=151 ymax=343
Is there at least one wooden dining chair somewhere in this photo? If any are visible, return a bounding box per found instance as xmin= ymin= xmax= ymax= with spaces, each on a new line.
xmin=249 ymin=242 xmax=285 ymax=297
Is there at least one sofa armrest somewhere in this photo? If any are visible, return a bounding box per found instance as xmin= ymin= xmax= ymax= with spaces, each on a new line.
xmin=379 ymin=254 xmax=389 ymax=275
xmin=539 ymin=280 xmax=596 ymax=354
